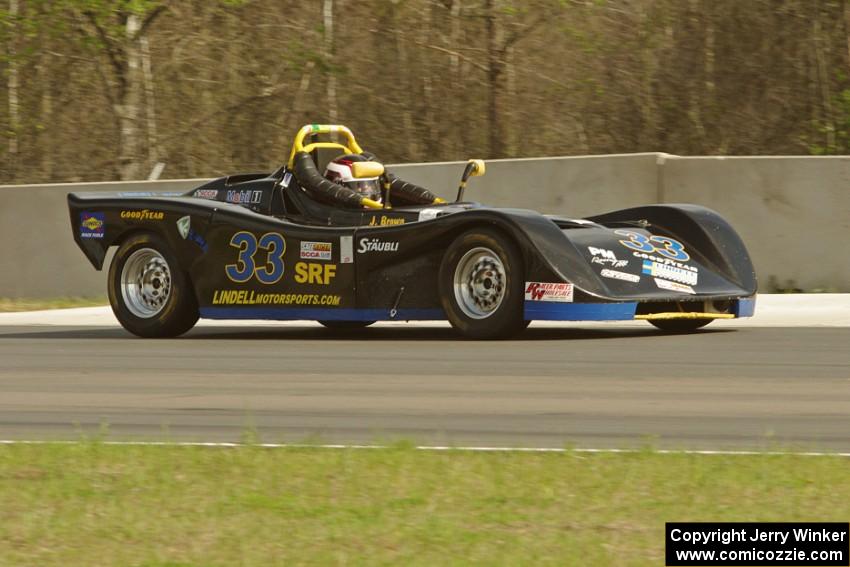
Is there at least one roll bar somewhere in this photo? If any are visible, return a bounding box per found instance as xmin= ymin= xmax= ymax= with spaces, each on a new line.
xmin=287 ymin=124 xmax=364 ymax=169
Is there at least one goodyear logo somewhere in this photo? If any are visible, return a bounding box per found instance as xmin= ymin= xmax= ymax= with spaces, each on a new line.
xmin=121 ymin=209 xmax=164 ymax=221
xmin=80 ymin=212 xmax=105 ymax=239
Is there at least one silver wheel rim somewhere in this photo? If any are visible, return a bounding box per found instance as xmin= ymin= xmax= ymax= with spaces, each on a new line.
xmin=453 ymin=246 xmax=507 ymax=319
xmin=121 ymin=248 xmax=172 ymax=319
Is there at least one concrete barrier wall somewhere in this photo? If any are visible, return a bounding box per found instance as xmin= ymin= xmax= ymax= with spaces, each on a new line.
xmin=661 ymin=156 xmax=850 ymax=292
xmin=1 ymin=153 xmax=847 ymax=298
xmin=0 ymin=179 xmax=207 ymax=298
xmin=392 ymin=153 xmax=662 ymax=216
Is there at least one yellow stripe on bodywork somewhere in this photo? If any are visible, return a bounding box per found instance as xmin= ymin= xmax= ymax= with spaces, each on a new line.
xmin=635 ymin=313 xmax=736 ymax=320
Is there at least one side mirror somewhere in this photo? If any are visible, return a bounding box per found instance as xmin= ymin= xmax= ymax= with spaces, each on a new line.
xmin=467 ymin=159 xmax=486 ymax=177
xmin=456 ymin=159 xmax=486 ymax=202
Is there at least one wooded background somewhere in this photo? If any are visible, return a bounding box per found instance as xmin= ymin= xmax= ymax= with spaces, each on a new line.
xmin=3 ymin=0 xmax=850 ymax=184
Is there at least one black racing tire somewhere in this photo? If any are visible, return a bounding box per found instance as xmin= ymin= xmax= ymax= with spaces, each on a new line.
xmin=108 ymin=232 xmax=199 ymax=338
xmin=439 ymin=228 xmax=525 ymax=339
xmin=318 ymin=320 xmax=375 ymax=330
xmin=649 ymin=319 xmax=712 ymax=332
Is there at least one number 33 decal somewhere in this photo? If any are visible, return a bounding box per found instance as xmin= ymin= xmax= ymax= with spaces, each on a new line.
xmin=226 ymin=231 xmax=287 ymax=284
xmin=615 ymin=230 xmax=690 ymax=262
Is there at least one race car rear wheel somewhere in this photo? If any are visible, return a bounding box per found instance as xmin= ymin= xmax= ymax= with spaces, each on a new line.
xmin=108 ymin=232 xmax=199 ymax=338
xmin=649 ymin=319 xmax=712 ymax=332
xmin=439 ymin=229 xmax=525 ymax=339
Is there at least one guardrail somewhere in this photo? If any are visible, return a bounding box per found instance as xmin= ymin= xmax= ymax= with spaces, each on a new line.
xmin=1 ymin=153 xmax=847 ymax=298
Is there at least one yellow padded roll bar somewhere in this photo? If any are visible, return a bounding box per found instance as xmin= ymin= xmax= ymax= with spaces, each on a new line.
xmin=351 ymin=161 xmax=384 ymax=179
xmin=360 ymin=197 xmax=383 ymax=209
xmin=288 ymin=124 xmax=364 ymax=168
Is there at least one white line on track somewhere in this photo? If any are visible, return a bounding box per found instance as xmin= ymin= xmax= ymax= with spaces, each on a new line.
xmin=1 ymin=439 xmax=848 ymax=457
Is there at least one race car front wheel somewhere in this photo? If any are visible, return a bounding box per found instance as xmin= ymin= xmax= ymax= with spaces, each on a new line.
xmin=108 ymin=232 xmax=199 ymax=338
xmin=439 ymin=228 xmax=525 ymax=339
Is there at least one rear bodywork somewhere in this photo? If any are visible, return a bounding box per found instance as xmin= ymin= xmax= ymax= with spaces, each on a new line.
xmin=68 ymin=171 xmax=757 ymax=323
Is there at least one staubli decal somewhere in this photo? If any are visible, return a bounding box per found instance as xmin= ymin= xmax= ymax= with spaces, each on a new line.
xmin=357 ymin=238 xmax=399 ymax=253
xmin=121 ymin=209 xmax=164 ymax=221
xmin=211 ymin=290 xmax=341 ymax=306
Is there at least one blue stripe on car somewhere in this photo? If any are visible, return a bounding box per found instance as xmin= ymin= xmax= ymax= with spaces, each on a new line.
xmin=523 ymin=301 xmax=638 ymax=321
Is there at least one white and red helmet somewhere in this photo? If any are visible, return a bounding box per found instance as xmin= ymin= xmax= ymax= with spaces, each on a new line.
xmin=323 ymin=154 xmax=382 ymax=203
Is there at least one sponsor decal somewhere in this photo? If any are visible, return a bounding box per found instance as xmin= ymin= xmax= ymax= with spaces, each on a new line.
xmin=524 ymin=282 xmax=574 ymax=303
xmin=615 ymin=229 xmax=690 ymax=262
xmin=189 ymin=231 xmax=208 ymax=253
xmin=80 ymin=212 xmax=105 ymax=239
xmin=357 ymin=238 xmax=399 ymax=253
xmin=120 ymin=209 xmax=164 ymax=221
xmin=601 ymin=269 xmax=640 ymax=283
xmin=281 ymin=172 xmax=293 ymax=188
xmin=225 ymin=189 xmax=263 ymax=205
xmin=631 ymin=250 xmax=697 ymax=272
xmin=294 ymin=262 xmax=337 ymax=285
xmin=176 ymin=216 xmax=207 ymax=252
xmin=588 ymin=246 xmax=628 ymax=268
xmin=300 ymin=241 xmax=332 ymax=260
xmin=642 ymin=260 xmax=698 ymax=285
xmin=212 ymin=290 xmax=341 ymax=306
xmin=177 ymin=216 xmax=191 ymax=239
xmin=194 ymin=189 xmax=218 ymax=199
xmin=340 ymin=236 xmax=354 ymax=263
xmin=368 ymin=215 xmax=405 ymax=226
xmin=654 ymin=278 xmax=695 ymax=295
xmin=417 ymin=208 xmax=442 ymax=221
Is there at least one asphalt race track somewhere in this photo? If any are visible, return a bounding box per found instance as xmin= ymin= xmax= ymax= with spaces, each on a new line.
xmin=1 ymin=321 xmax=849 ymax=451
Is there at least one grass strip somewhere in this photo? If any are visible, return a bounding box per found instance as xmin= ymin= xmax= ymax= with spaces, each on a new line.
xmin=0 ymin=442 xmax=848 ymax=566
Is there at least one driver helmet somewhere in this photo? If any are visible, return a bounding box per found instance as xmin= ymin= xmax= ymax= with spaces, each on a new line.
xmin=323 ymin=154 xmax=382 ymax=204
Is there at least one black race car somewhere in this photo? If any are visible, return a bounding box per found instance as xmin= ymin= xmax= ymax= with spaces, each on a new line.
xmin=68 ymin=124 xmax=756 ymax=338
